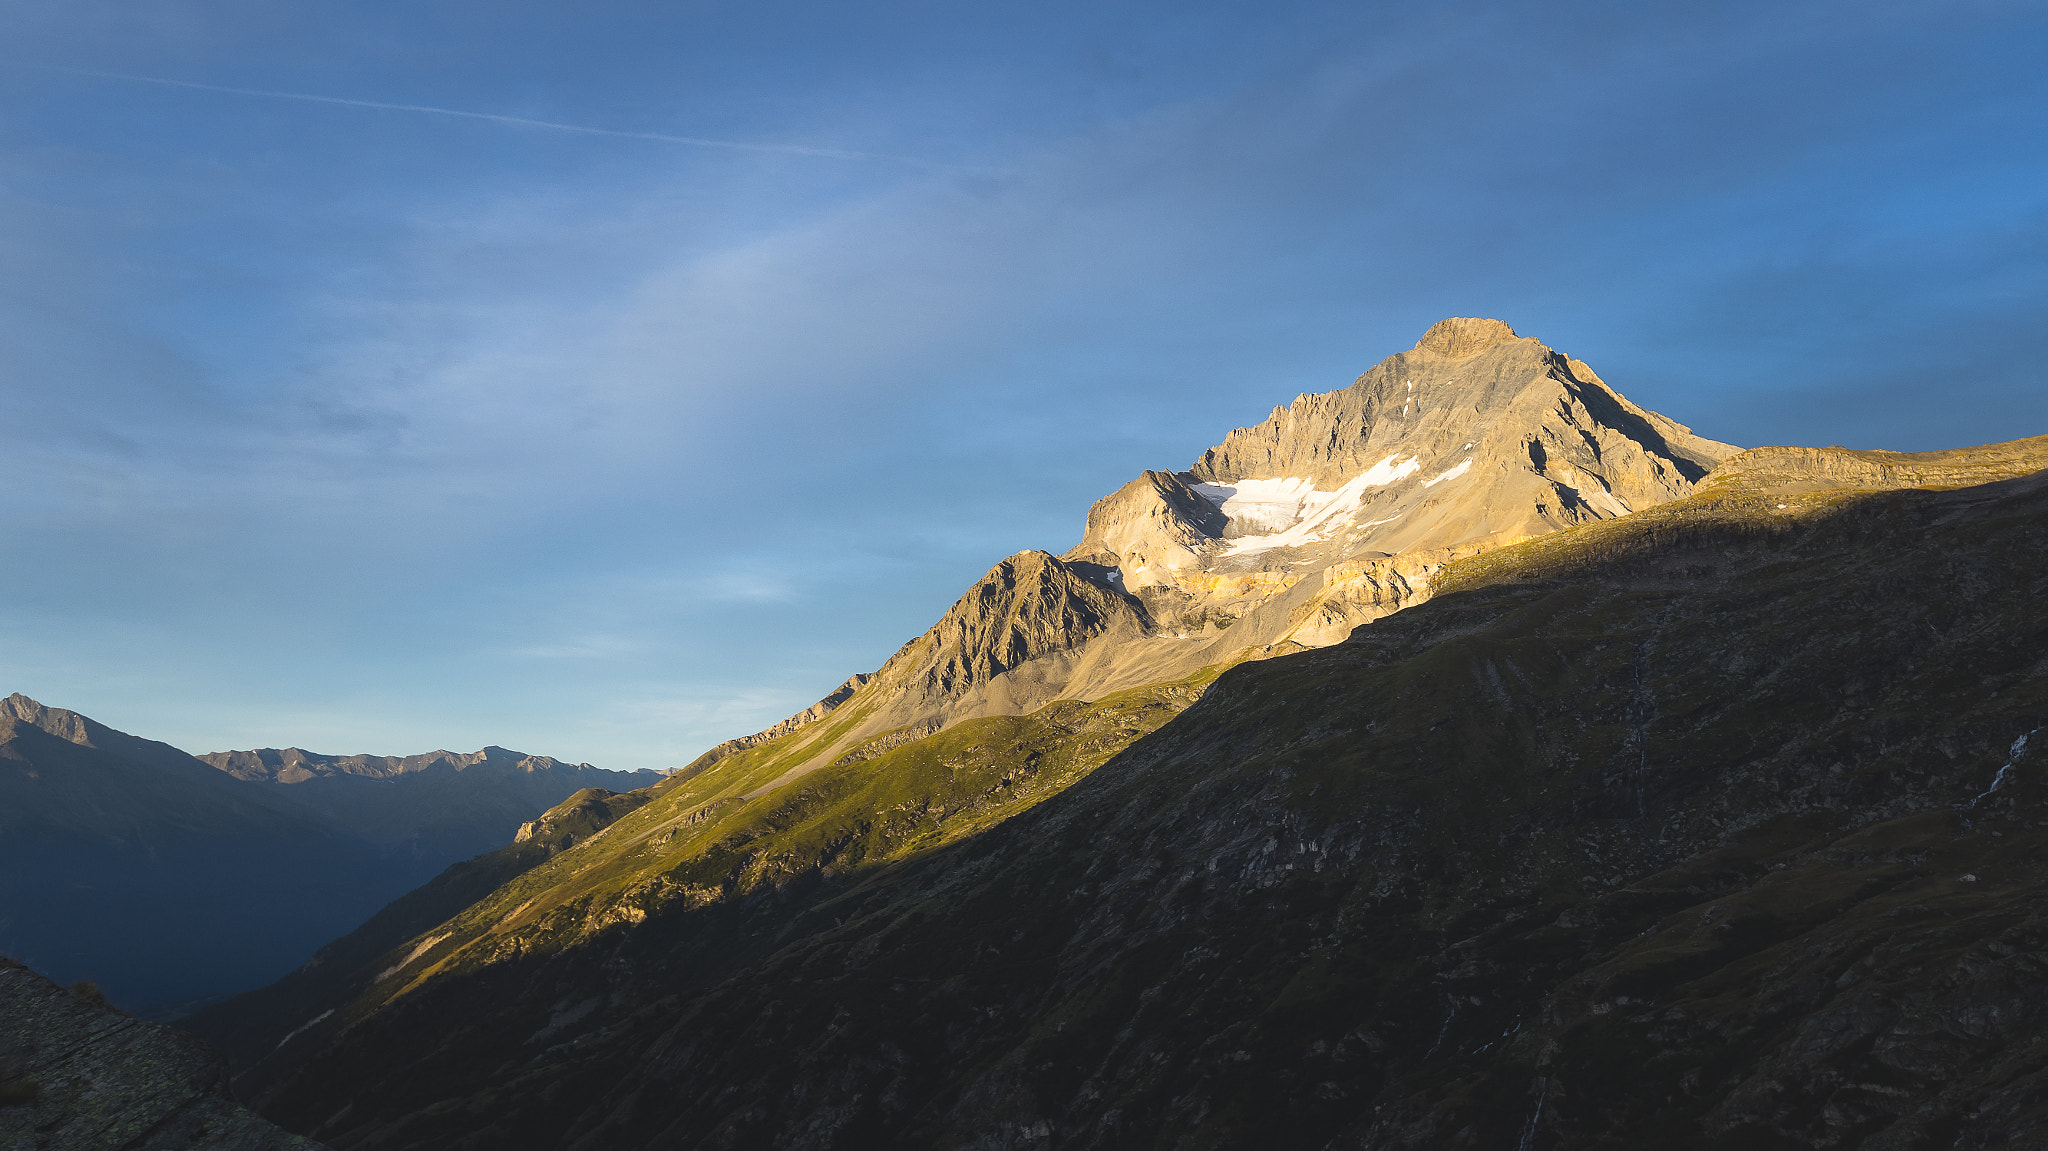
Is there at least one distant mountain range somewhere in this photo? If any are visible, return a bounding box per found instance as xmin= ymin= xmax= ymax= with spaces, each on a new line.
xmin=199 ymin=745 xmax=651 ymax=863
xmin=0 ymin=694 xmax=646 ymax=1012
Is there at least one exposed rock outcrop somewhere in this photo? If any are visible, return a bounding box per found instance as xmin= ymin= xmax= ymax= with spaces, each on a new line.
xmin=874 ymin=550 xmax=1151 ymax=703
xmin=1064 ymin=470 xmax=1228 ymax=591
xmin=1699 ymin=435 xmax=2048 ymax=494
xmin=676 ymin=674 xmax=875 ymax=778
xmin=697 ymin=320 xmax=1742 ymax=791
xmin=509 ymin=788 xmax=650 ymax=849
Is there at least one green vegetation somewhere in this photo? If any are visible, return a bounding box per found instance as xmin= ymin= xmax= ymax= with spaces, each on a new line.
xmin=382 ymin=668 xmax=1218 ymax=988
xmin=189 ymin=666 xmax=1223 ymax=1092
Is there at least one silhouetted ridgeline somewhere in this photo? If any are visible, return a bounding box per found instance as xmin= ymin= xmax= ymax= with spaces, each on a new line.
xmin=0 ymin=694 xmax=647 ymax=1013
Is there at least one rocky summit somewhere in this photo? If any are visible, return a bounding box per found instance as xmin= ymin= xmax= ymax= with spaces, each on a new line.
xmin=673 ymin=319 xmax=1738 ymax=792
xmin=175 ymin=323 xmax=2048 ymax=1150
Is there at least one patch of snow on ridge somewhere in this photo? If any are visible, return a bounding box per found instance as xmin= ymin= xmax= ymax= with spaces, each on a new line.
xmin=1422 ymin=458 xmax=1473 ymax=487
xmin=274 ymin=1009 xmax=334 ymax=1052
xmin=1190 ymin=477 xmax=1325 ymax=532
xmin=1211 ymin=455 xmax=1420 ymax=556
xmin=376 ymin=932 xmax=451 ymax=983
xmin=1354 ymin=453 xmax=1424 ymax=488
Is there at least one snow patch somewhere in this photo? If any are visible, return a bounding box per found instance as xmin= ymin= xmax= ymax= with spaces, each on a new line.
xmin=1422 ymin=458 xmax=1473 ymax=487
xmin=376 ymin=932 xmax=451 ymax=983
xmin=274 ymin=1009 xmax=335 ymax=1052
xmin=1201 ymin=456 xmax=1421 ymax=555
xmin=1189 ymin=477 xmax=1327 ymax=533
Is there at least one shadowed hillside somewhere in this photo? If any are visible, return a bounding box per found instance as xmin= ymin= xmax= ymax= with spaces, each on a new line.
xmin=0 ymin=695 xmax=651 ymax=1013
xmin=195 ymin=432 xmax=2048 ymax=1149
xmin=0 ymin=954 xmax=324 ymax=1149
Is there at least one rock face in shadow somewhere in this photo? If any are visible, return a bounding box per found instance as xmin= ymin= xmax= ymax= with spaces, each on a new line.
xmin=0 ymin=958 xmax=322 ymax=1149
xmin=203 ymin=433 xmax=2048 ymax=1150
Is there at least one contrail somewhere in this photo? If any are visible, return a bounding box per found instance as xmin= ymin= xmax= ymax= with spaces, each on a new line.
xmin=19 ymin=63 xmax=923 ymax=165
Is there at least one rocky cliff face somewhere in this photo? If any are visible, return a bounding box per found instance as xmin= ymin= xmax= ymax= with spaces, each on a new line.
xmin=1074 ymin=317 xmax=1735 ymax=605
xmin=874 ymin=550 xmax=1152 ymax=703
xmin=0 ymin=957 xmax=323 ymax=1150
xmin=693 ymin=320 xmax=1740 ymax=790
xmin=1698 ymin=436 xmax=2048 ymax=494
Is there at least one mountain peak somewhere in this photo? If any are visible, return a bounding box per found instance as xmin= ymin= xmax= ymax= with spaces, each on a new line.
xmin=1414 ymin=316 xmax=1519 ymax=359
xmin=674 ymin=322 xmax=1741 ymax=794
xmin=3 ymin=692 xmax=116 ymax=752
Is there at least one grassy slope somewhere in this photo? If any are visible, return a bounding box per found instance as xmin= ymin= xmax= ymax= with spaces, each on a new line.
xmin=239 ymin=464 xmax=2048 ymax=1151
xmin=195 ymin=668 xmax=1222 ymax=1101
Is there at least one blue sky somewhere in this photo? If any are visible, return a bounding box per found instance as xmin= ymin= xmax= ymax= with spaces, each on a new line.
xmin=1 ymin=0 xmax=2043 ymax=769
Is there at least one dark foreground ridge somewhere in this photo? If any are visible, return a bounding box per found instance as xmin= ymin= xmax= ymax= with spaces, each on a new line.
xmin=191 ymin=434 xmax=2048 ymax=1150
xmin=0 ymin=956 xmax=323 ymax=1150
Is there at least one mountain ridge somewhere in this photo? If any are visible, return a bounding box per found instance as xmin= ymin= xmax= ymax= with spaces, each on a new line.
xmin=0 ymin=695 xmax=651 ymax=1010
xmin=197 ymin=427 xmax=2048 ymax=1150
xmin=201 ymin=745 xmax=619 ymax=785
xmin=685 ymin=319 xmax=1741 ymax=791
xmin=172 ymin=323 xmax=2048 ymax=1149
xmin=0 ymin=956 xmax=324 ymax=1150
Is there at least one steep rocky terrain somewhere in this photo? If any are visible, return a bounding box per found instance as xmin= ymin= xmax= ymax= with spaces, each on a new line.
xmin=184 ymin=670 xmax=1220 ymax=1096
xmin=193 ymin=429 xmax=2048 ymax=1149
xmin=682 ymin=319 xmax=1737 ymax=785
xmin=0 ymin=955 xmax=322 ymax=1149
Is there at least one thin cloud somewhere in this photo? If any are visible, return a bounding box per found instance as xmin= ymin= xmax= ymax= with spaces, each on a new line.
xmin=16 ymin=62 xmax=932 ymax=166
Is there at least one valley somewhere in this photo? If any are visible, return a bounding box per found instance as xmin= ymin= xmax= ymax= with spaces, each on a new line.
xmin=0 ymin=695 xmax=646 ymax=1013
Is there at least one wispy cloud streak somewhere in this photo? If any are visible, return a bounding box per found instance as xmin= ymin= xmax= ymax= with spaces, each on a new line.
xmin=18 ymin=63 xmax=925 ymax=165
